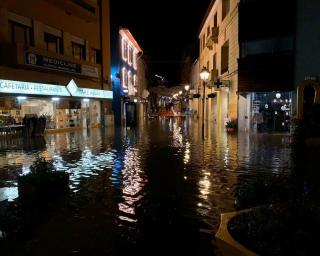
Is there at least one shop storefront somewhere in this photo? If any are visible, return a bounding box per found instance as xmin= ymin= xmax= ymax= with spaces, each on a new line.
xmin=250 ymin=91 xmax=292 ymax=133
xmin=0 ymin=79 xmax=112 ymax=132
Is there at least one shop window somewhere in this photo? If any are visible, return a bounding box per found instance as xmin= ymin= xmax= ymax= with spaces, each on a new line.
xmin=45 ymin=32 xmax=63 ymax=54
xmin=221 ymin=40 xmax=229 ymax=74
xmin=90 ymin=48 xmax=101 ymax=64
xmin=8 ymin=21 xmax=32 ymax=45
xmin=72 ymin=42 xmax=86 ymax=60
xmin=222 ymin=0 xmax=230 ymax=21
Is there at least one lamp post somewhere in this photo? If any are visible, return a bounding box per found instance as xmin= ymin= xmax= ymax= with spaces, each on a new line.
xmin=184 ymin=85 xmax=190 ymax=114
xmin=200 ymin=67 xmax=210 ymax=140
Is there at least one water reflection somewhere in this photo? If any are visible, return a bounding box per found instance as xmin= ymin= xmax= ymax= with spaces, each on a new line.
xmin=0 ymin=118 xmax=294 ymax=254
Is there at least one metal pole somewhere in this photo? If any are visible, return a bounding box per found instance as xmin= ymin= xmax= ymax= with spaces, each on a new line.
xmin=202 ymin=80 xmax=205 ymax=140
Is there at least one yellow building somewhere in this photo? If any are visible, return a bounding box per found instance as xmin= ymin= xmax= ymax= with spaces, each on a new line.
xmin=0 ymin=0 xmax=112 ymax=131
xmin=198 ymin=0 xmax=239 ymax=130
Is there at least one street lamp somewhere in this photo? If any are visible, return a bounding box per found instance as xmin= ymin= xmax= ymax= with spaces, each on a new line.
xmin=200 ymin=66 xmax=210 ymax=140
xmin=184 ymin=85 xmax=190 ymax=91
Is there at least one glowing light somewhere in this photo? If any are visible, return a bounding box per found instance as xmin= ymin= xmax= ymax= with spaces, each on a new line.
xmin=265 ymin=104 xmax=269 ymax=109
xmin=134 ymin=99 xmax=138 ymax=103
xmin=184 ymin=85 xmax=190 ymax=91
xmin=52 ymin=97 xmax=60 ymax=101
xmin=179 ymin=90 xmax=183 ymax=95
xmin=276 ymin=93 xmax=281 ymax=99
xmin=17 ymin=96 xmax=27 ymax=100
xmin=83 ymin=98 xmax=90 ymax=102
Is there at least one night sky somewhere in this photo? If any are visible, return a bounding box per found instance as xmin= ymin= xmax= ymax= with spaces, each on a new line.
xmin=110 ymin=0 xmax=211 ymax=86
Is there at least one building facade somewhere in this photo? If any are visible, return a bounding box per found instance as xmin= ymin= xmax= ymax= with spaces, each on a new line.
xmin=112 ymin=28 xmax=147 ymax=127
xmin=198 ymin=0 xmax=239 ymax=130
xmin=295 ymin=0 xmax=320 ymax=119
xmin=0 ymin=0 xmax=112 ymax=131
xmin=198 ymin=0 xmax=295 ymax=133
xmin=237 ymin=0 xmax=295 ymax=133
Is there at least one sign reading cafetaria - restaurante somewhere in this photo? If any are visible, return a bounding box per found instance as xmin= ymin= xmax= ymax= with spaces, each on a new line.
xmin=0 ymin=79 xmax=71 ymax=96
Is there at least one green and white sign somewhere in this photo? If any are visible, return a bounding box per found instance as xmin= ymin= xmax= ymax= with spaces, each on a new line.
xmin=67 ymin=80 xmax=113 ymax=99
xmin=0 ymin=79 xmax=70 ymax=96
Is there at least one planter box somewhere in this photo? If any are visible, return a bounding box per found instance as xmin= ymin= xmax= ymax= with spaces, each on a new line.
xmin=215 ymin=211 xmax=257 ymax=256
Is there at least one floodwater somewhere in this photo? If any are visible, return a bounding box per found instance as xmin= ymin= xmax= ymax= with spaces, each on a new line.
xmin=0 ymin=117 xmax=292 ymax=255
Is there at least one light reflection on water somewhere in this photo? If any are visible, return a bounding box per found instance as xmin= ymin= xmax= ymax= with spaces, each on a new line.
xmin=0 ymin=118 xmax=292 ymax=234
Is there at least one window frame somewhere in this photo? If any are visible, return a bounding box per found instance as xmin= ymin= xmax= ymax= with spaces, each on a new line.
xmin=9 ymin=20 xmax=33 ymax=46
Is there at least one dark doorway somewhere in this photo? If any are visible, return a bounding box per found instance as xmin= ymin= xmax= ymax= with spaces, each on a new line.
xmin=303 ymin=85 xmax=316 ymax=118
xmin=125 ymin=102 xmax=137 ymax=127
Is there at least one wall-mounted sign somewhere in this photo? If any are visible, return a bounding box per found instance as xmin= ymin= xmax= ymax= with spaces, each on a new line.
xmin=81 ymin=65 xmax=99 ymax=78
xmin=0 ymin=79 xmax=71 ymax=96
xmin=304 ymin=75 xmax=319 ymax=81
xmin=26 ymin=52 xmax=81 ymax=74
xmin=67 ymin=80 xmax=113 ymax=99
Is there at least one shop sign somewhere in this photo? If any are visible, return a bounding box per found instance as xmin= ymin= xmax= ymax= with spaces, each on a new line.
xmin=25 ymin=52 xmax=81 ymax=74
xmin=0 ymin=79 xmax=71 ymax=96
xmin=67 ymin=80 xmax=113 ymax=99
xmin=81 ymin=65 xmax=99 ymax=78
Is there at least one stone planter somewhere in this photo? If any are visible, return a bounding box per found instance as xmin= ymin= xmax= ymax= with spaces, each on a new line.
xmin=215 ymin=211 xmax=257 ymax=256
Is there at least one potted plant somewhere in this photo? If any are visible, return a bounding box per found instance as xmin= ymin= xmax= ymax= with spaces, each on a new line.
xmin=18 ymin=157 xmax=69 ymax=202
xmin=225 ymin=118 xmax=238 ymax=132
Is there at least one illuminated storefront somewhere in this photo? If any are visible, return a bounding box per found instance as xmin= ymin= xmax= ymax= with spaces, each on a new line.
xmin=250 ymin=92 xmax=292 ymax=132
xmin=0 ymin=79 xmax=113 ymax=130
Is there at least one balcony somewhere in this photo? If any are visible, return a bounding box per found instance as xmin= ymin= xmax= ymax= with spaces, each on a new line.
xmin=0 ymin=43 xmax=101 ymax=79
xmin=44 ymin=0 xmax=98 ymax=22
xmin=206 ymin=27 xmax=219 ymax=49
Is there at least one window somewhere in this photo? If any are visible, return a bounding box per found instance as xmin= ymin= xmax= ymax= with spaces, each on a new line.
xmin=45 ymin=32 xmax=63 ymax=54
xmin=207 ymin=25 xmax=211 ymax=38
xmin=202 ymin=34 xmax=206 ymax=49
xmin=214 ymin=13 xmax=218 ymax=27
xmin=221 ymin=40 xmax=229 ymax=74
xmin=133 ymin=52 xmax=137 ymax=70
xmin=72 ymin=42 xmax=86 ymax=60
xmin=90 ymin=48 xmax=101 ymax=64
xmin=8 ymin=21 xmax=32 ymax=45
xmin=207 ymin=61 xmax=210 ymax=70
xmin=122 ymin=38 xmax=128 ymax=61
xmin=122 ymin=68 xmax=128 ymax=88
xmin=133 ymin=74 xmax=137 ymax=86
xmin=213 ymin=54 xmax=217 ymax=70
xmin=128 ymin=46 xmax=133 ymax=65
xmin=222 ymin=0 xmax=230 ymax=21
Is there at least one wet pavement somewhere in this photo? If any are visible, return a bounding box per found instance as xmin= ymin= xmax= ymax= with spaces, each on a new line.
xmin=0 ymin=117 xmax=293 ymax=255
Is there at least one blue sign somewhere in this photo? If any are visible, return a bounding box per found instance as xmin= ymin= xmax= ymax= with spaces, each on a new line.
xmin=25 ymin=52 xmax=81 ymax=74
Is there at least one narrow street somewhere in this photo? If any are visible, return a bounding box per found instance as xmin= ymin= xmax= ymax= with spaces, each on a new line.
xmin=0 ymin=117 xmax=292 ymax=255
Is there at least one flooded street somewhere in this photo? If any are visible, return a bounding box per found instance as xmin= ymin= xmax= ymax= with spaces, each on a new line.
xmin=0 ymin=118 xmax=292 ymax=255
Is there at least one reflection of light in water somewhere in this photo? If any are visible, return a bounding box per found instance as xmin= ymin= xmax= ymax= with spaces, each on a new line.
xmin=184 ymin=142 xmax=190 ymax=164
xmin=117 ymin=147 xmax=146 ymax=224
xmin=172 ymin=122 xmax=183 ymax=148
xmin=0 ymin=187 xmax=18 ymax=202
